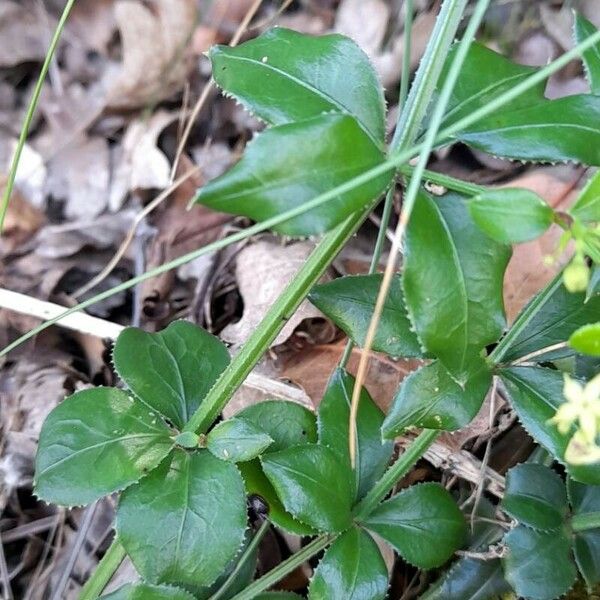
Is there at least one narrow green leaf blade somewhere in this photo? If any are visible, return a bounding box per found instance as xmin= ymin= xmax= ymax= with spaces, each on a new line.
xmin=194 ymin=114 xmax=392 ymax=236
xmin=382 ymin=359 xmax=491 ymax=436
xmin=468 ymin=188 xmax=554 ymax=244
xmin=309 ymin=527 xmax=388 ymax=600
xmin=502 ymin=463 xmax=567 ymax=530
xmin=309 ymin=274 xmax=424 ymax=358
xmin=575 ymin=14 xmax=600 ymax=95
xmin=318 ymin=369 xmax=393 ymax=500
xmin=113 ymin=321 xmax=230 ymax=430
xmin=210 ymin=27 xmax=386 ymax=145
xmin=261 ymin=444 xmax=353 ymax=532
xmin=101 ymin=583 xmax=196 ymax=600
xmin=35 ymin=387 xmax=173 ymax=506
xmin=117 ymin=450 xmax=247 ymax=590
xmin=403 ymin=191 xmax=511 ymax=383
xmin=362 ymin=483 xmax=467 ymax=569
xmin=207 ymin=418 xmax=273 ymax=462
xmin=570 ymin=171 xmax=600 ymax=223
xmin=502 ymin=525 xmax=576 ymax=600
xmin=570 ymin=322 xmax=600 ymax=356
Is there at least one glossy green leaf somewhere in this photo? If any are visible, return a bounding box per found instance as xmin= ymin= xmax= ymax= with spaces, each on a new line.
xmin=309 ymin=527 xmax=388 ymax=600
xmin=207 ymin=418 xmax=273 ymax=462
xmin=570 ymin=322 xmax=600 ymax=356
xmin=568 ymin=478 xmax=600 ymax=590
xmin=570 ymin=171 xmax=600 ymax=223
xmin=235 ymin=400 xmax=317 ymax=452
xmin=254 ymin=594 xmax=303 ymax=599
xmin=195 ymin=114 xmax=391 ymax=237
xmin=502 ymin=463 xmax=567 ymax=530
xmin=575 ymin=14 xmax=600 ymax=95
xmin=318 ymin=369 xmax=393 ymax=500
xmin=261 ymin=444 xmax=353 ymax=532
xmin=210 ymin=27 xmax=385 ymax=146
xmin=35 ymin=387 xmax=173 ymax=506
xmin=403 ymin=191 xmax=511 ymax=383
xmin=362 ymin=483 xmax=467 ymax=569
xmin=382 ymin=359 xmax=491 ymax=436
xmin=500 ymin=366 xmax=600 ymax=485
xmin=502 ymin=525 xmax=576 ymax=600
xmin=468 ymin=188 xmax=554 ymax=244
xmin=117 ymin=450 xmax=247 ymax=590
xmin=101 ymin=583 xmax=196 ymax=600
xmin=309 ymin=274 xmax=424 ymax=358
xmin=499 ymin=274 xmax=600 ymax=363
xmin=113 ymin=321 xmax=230 ymax=430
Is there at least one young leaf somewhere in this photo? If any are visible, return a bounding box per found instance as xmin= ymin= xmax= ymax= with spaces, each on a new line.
xmin=467 ymin=188 xmax=554 ymax=244
xmin=309 ymin=527 xmax=388 ymax=600
xmin=309 ymin=274 xmax=425 ymax=358
xmin=382 ymin=359 xmax=491 ymax=437
xmin=502 ymin=525 xmax=576 ymax=600
xmin=567 ymin=478 xmax=600 ymax=590
xmin=575 ymin=14 xmax=600 ymax=96
xmin=362 ymin=483 xmax=467 ymax=569
xmin=206 ymin=418 xmax=273 ymax=462
xmin=570 ymin=322 xmax=600 ymax=356
xmin=101 ymin=583 xmax=196 ymax=600
xmin=261 ymin=444 xmax=354 ymax=532
xmin=499 ymin=274 xmax=600 ymax=363
xmin=35 ymin=387 xmax=173 ymax=506
xmin=209 ymin=27 xmax=386 ymax=146
xmin=500 ymin=366 xmax=600 ymax=485
xmin=502 ymin=464 xmax=567 ymax=530
xmin=318 ymin=369 xmax=393 ymax=500
xmin=117 ymin=450 xmax=247 ymax=590
xmin=194 ymin=114 xmax=392 ymax=236
xmin=113 ymin=321 xmax=230 ymax=430
xmin=570 ymin=171 xmax=600 ymax=224
xmin=403 ymin=191 xmax=511 ymax=383
xmin=235 ymin=400 xmax=317 ymax=453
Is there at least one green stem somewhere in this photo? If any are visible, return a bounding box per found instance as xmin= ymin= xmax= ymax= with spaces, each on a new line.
xmin=209 ymin=520 xmax=271 ymax=600
xmin=399 ymin=164 xmax=484 ymax=196
xmin=353 ymin=429 xmax=439 ymax=521
xmin=571 ymin=512 xmax=600 ymax=532
xmin=398 ymin=0 xmax=414 ymax=111
xmin=229 ymin=535 xmax=333 ymax=600
xmin=0 ymin=0 xmax=76 ymax=235
xmin=79 ymin=539 xmax=126 ymax=600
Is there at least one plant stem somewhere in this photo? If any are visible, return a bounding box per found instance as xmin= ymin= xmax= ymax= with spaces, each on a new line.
xmin=399 ymin=0 xmax=414 ymax=111
xmin=229 ymin=535 xmax=333 ymax=600
xmin=399 ymin=164 xmax=484 ymax=196
xmin=353 ymin=429 xmax=440 ymax=521
xmin=0 ymin=0 xmax=76 ymax=235
xmin=79 ymin=539 xmax=126 ymax=600
xmin=571 ymin=511 xmax=600 ymax=532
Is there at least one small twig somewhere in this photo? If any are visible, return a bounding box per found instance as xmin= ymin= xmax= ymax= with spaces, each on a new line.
xmin=456 ymin=544 xmax=507 ymax=561
xmin=0 ymin=532 xmax=13 ymax=600
xmin=509 ymin=341 xmax=569 ymax=365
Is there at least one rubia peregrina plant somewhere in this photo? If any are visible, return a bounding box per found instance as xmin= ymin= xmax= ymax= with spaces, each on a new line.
xmin=29 ymin=7 xmax=600 ymax=600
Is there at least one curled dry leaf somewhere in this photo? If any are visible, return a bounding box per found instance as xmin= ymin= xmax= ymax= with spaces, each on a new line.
xmin=0 ymin=185 xmax=45 ymax=253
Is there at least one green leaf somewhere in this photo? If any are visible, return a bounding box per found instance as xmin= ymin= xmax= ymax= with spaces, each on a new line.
xmin=362 ymin=483 xmax=467 ymax=569
xmin=101 ymin=583 xmax=196 ymax=600
xmin=502 ymin=525 xmax=576 ymax=600
xmin=254 ymin=594 xmax=303 ymax=599
xmin=309 ymin=274 xmax=424 ymax=358
xmin=235 ymin=400 xmax=317 ymax=453
xmin=382 ymin=359 xmax=491 ymax=436
xmin=113 ymin=321 xmax=230 ymax=430
xmin=318 ymin=369 xmax=393 ymax=500
xmin=499 ymin=274 xmax=600 ymax=363
xmin=403 ymin=191 xmax=511 ymax=383
xmin=502 ymin=463 xmax=567 ymax=530
xmin=568 ymin=477 xmax=600 ymax=590
xmin=570 ymin=171 xmax=600 ymax=223
xmin=575 ymin=14 xmax=600 ymax=96
xmin=117 ymin=450 xmax=247 ymax=590
xmin=570 ymin=322 xmax=600 ymax=356
xmin=261 ymin=444 xmax=353 ymax=532
xmin=309 ymin=527 xmax=388 ymax=600
xmin=500 ymin=366 xmax=600 ymax=485
xmin=207 ymin=418 xmax=273 ymax=462
xmin=194 ymin=114 xmax=391 ymax=237
xmin=209 ymin=27 xmax=386 ymax=146
xmin=35 ymin=387 xmax=173 ymax=506
xmin=588 ymin=266 xmax=600 ymax=301
xmin=468 ymin=188 xmax=554 ymax=244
